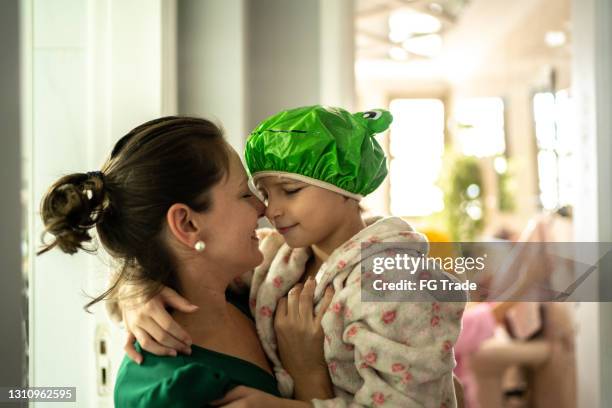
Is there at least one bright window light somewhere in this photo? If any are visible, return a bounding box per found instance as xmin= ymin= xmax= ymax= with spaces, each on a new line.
xmin=454 ymin=97 xmax=506 ymax=157
xmin=389 ymin=99 xmax=445 ymax=217
xmin=494 ymin=156 xmax=508 ymax=174
xmin=389 ymin=31 xmax=406 ymax=44
xmin=388 ymin=10 xmax=442 ymax=43
xmin=533 ymin=90 xmax=575 ymax=210
xmin=402 ymin=34 xmax=443 ymax=58
xmin=388 ymin=46 xmax=409 ymax=61
xmin=545 ymin=31 xmax=566 ymax=48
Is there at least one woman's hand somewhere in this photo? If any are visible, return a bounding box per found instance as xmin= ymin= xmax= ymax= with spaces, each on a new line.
xmin=121 ymin=286 xmax=198 ymax=363
xmin=211 ymin=386 xmax=311 ymax=407
xmin=274 ymin=278 xmax=335 ymax=401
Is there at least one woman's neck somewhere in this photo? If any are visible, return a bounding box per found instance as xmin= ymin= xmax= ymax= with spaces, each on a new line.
xmin=171 ymin=259 xmax=235 ymax=331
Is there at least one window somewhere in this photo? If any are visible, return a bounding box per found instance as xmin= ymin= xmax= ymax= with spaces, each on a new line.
xmin=388 ymin=98 xmax=445 ymax=216
xmin=453 ymin=97 xmax=512 ymax=211
xmin=454 ymin=97 xmax=506 ymax=157
xmin=532 ymin=89 xmax=575 ymax=210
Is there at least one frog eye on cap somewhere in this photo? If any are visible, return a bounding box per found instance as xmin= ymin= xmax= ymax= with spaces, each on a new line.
xmin=363 ymin=110 xmax=383 ymax=120
xmin=358 ymin=109 xmax=392 ymax=134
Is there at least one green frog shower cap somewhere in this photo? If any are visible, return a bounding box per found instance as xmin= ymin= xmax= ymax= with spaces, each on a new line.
xmin=245 ymin=105 xmax=392 ymax=200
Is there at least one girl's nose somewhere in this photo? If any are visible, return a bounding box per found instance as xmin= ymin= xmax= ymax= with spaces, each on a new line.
xmin=265 ymin=200 xmax=282 ymax=220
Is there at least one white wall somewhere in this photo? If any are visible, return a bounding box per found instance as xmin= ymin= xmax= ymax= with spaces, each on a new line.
xmin=176 ymin=0 xmax=356 ymax=153
xmin=29 ymin=1 xmax=96 ymax=405
xmin=246 ymin=0 xmax=356 ymax=134
xmin=178 ymin=0 xmax=247 ymax=151
xmin=246 ymin=0 xmax=321 ymax=130
xmin=319 ymin=0 xmax=356 ymax=110
xmin=27 ymin=1 xmax=176 ymax=406
xmin=572 ymin=0 xmax=612 ymax=407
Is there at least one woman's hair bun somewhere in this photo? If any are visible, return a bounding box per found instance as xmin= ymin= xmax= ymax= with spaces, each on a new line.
xmin=38 ymin=173 xmax=108 ymax=255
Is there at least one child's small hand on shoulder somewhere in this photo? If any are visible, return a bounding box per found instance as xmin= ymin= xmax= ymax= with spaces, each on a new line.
xmin=274 ymin=278 xmax=335 ymax=400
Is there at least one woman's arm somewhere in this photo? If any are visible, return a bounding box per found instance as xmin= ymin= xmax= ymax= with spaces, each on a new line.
xmin=111 ymin=282 xmax=197 ymax=362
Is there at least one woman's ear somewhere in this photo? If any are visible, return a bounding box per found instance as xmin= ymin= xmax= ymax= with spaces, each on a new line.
xmin=166 ymin=203 xmax=202 ymax=249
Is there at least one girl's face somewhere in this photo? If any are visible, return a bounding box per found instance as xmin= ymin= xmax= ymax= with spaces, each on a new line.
xmin=256 ymin=176 xmax=349 ymax=248
xmin=197 ymin=152 xmax=266 ymax=273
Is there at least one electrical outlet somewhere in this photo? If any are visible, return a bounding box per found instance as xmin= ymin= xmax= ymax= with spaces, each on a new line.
xmin=95 ymin=324 xmax=111 ymax=396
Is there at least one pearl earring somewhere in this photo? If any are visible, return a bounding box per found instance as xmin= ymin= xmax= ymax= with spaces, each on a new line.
xmin=194 ymin=240 xmax=206 ymax=252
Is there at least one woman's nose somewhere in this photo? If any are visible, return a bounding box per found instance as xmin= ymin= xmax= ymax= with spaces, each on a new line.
xmin=252 ymin=196 xmax=266 ymax=217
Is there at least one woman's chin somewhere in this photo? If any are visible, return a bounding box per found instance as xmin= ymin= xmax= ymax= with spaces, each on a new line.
xmin=249 ymin=247 xmax=264 ymax=267
xmin=254 ymin=250 xmax=264 ymax=265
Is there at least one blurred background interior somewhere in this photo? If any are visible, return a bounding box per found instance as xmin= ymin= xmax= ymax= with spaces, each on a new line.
xmin=1 ymin=0 xmax=611 ymax=407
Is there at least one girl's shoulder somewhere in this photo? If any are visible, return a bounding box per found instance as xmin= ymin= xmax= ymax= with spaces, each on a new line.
xmin=358 ymin=216 xmax=425 ymax=244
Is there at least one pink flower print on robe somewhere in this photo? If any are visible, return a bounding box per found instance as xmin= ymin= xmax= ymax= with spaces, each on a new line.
xmin=382 ymin=310 xmax=397 ymax=324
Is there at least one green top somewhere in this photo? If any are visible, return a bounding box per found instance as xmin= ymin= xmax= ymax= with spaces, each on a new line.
xmin=114 ymin=292 xmax=280 ymax=407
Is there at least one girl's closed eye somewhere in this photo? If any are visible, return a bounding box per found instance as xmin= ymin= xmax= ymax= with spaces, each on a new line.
xmin=284 ymin=187 xmax=302 ymax=195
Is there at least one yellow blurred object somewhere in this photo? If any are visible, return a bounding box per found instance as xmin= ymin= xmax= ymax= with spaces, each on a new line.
xmin=419 ymin=227 xmax=458 ymax=272
xmin=420 ymin=227 xmax=451 ymax=243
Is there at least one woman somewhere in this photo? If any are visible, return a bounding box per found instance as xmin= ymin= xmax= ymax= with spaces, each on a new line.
xmin=38 ymin=116 xmax=333 ymax=407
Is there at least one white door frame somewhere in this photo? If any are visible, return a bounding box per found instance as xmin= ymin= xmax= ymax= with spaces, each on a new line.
xmin=0 ymin=0 xmax=24 ymax=390
xmin=572 ymin=0 xmax=612 ymax=407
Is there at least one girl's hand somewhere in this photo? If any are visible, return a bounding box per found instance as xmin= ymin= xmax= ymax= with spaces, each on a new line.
xmin=121 ymin=286 xmax=197 ymax=363
xmin=211 ymin=386 xmax=310 ymax=407
xmin=274 ymin=278 xmax=335 ymax=400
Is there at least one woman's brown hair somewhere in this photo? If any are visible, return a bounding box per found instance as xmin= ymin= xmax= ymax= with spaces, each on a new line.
xmin=38 ymin=116 xmax=231 ymax=310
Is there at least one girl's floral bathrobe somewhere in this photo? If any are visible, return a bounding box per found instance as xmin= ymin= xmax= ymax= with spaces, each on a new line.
xmin=235 ymin=217 xmax=466 ymax=408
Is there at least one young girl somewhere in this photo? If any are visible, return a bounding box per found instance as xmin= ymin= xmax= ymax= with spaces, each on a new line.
xmin=116 ymin=106 xmax=466 ymax=407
